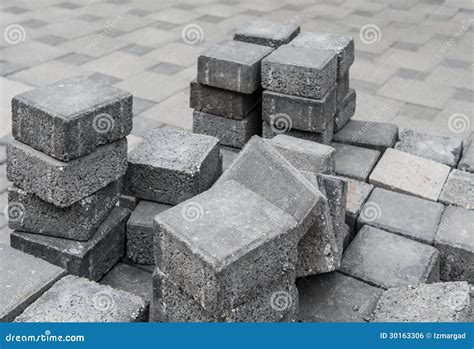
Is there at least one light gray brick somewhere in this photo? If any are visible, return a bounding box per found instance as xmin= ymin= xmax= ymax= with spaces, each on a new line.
xmin=234 ymin=18 xmax=300 ymax=48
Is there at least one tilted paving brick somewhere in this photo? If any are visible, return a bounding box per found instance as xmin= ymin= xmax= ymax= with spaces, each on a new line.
xmin=234 ymin=18 xmax=300 ymax=48
xmin=12 ymin=75 xmax=132 ymax=161
xmin=395 ymin=128 xmax=462 ymax=167
xmin=358 ymin=188 xmax=445 ymax=245
xmin=261 ymin=45 xmax=337 ymax=99
xmin=434 ymin=206 xmax=474 ymax=283
xmin=344 ymin=177 xmax=374 ymax=234
xmin=193 ymin=109 xmax=261 ymax=149
xmin=438 ymin=169 xmax=474 ymax=210
xmin=331 ymin=142 xmax=381 ymax=182
xmin=127 ymin=200 xmax=172 ymax=265
xmin=297 ymin=272 xmax=382 ymax=322
xmin=371 ymin=282 xmax=471 ymax=322
xmin=340 ymin=225 xmax=440 ymax=289
xmin=369 ymin=149 xmax=451 ymax=201
xmin=334 ymin=88 xmax=356 ymax=132
xmin=7 ymin=180 xmax=121 ymax=241
xmin=333 ymin=119 xmax=398 ymax=152
xmin=7 ymin=138 xmax=127 ymax=207
xmin=197 ymin=40 xmax=273 ymax=93
xmin=15 ymin=275 xmax=147 ymax=322
xmin=11 ymin=207 xmax=130 ymax=281
xmin=124 ymin=128 xmax=221 ymax=205
xmin=262 ymin=120 xmax=333 ymax=145
xmin=0 ymin=244 xmax=66 ymax=322
xmin=336 ymin=72 xmax=350 ymax=104
xmin=458 ymin=132 xmax=474 ymax=172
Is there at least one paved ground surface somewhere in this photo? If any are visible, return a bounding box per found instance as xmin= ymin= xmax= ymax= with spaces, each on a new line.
xmin=0 ymin=0 xmax=472 ymax=240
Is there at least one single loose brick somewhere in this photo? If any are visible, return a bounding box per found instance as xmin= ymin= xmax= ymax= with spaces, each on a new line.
xmin=234 ymin=19 xmax=300 ymax=48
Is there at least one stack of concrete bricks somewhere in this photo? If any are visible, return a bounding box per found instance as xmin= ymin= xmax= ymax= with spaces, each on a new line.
xmin=6 ymin=75 xmax=133 ymax=281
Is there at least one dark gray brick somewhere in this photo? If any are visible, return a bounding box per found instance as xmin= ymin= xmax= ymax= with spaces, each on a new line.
xmin=262 ymin=120 xmax=333 ymax=145
xmin=331 ymin=142 xmax=381 ymax=182
xmin=334 ymin=88 xmax=356 ymax=132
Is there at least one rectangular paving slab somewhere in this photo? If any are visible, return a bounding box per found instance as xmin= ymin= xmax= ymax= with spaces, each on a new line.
xmin=7 ymin=138 xmax=127 ymax=207
xmin=438 ymin=169 xmax=474 ymax=210
xmin=262 ymin=120 xmax=333 ymax=145
xmin=0 ymin=244 xmax=66 ymax=322
xmin=234 ymin=18 xmax=300 ymax=48
xmin=12 ymin=75 xmax=132 ymax=161
xmin=344 ymin=177 xmax=374 ymax=233
xmin=334 ymin=88 xmax=356 ymax=132
xmin=369 ymin=148 xmax=451 ymax=201
xmin=458 ymin=132 xmax=473 ymax=172
xmin=124 ymin=128 xmax=221 ymax=205
xmin=340 ymin=225 xmax=440 ymax=289
xmin=10 ymin=207 xmax=131 ymax=281
xmin=331 ymin=142 xmax=381 ymax=182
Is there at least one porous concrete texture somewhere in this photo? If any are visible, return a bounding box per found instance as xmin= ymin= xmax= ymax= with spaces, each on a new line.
xmin=334 ymin=88 xmax=356 ymax=132
xmin=371 ymin=282 xmax=472 ymax=322
xmin=438 ymin=169 xmax=474 ymax=209
xmin=124 ymin=128 xmax=221 ymax=205
xmin=15 ymin=275 xmax=147 ymax=322
xmin=234 ymin=19 xmax=300 ymax=48
xmin=262 ymin=87 xmax=337 ymax=132
xmin=127 ymin=200 xmax=172 ymax=265
xmin=344 ymin=177 xmax=374 ymax=233
xmin=7 ymin=138 xmax=127 ymax=207
xmin=340 ymin=225 xmax=440 ymax=289
xmin=334 ymin=120 xmax=398 ymax=152
xmin=262 ymin=120 xmax=333 ymax=145
xmin=369 ymin=149 xmax=451 ymax=201
xmin=197 ymin=40 xmax=273 ymax=94
xmin=7 ymin=180 xmax=121 ymax=241
xmin=261 ymin=45 xmax=337 ymax=99
xmin=358 ymin=188 xmax=445 ymax=245
xmin=434 ymin=206 xmax=474 ymax=283
xmin=0 ymin=244 xmax=66 ymax=322
xmin=297 ymin=272 xmax=382 ymax=322
xmin=458 ymin=132 xmax=474 ymax=173
xmin=193 ymin=109 xmax=261 ymax=149
xmin=11 ymin=207 xmax=130 ymax=281
xmin=12 ymin=76 xmax=132 ymax=161
xmin=331 ymin=142 xmax=381 ymax=182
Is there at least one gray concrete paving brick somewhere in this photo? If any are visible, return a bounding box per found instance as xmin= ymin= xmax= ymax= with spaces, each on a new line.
xmin=234 ymin=19 xmax=300 ymax=48
xmin=334 ymin=119 xmax=398 ymax=152
xmin=261 ymin=45 xmax=337 ymax=99
xmin=340 ymin=225 xmax=440 ymax=289
xmin=190 ymin=79 xmax=261 ymax=119
xmin=344 ymin=177 xmax=374 ymax=233
xmin=15 ymin=275 xmax=147 ymax=322
xmin=395 ymin=128 xmax=462 ymax=167
xmin=371 ymin=282 xmax=471 ymax=322
xmin=127 ymin=200 xmax=172 ymax=265
xmin=262 ymin=87 xmax=337 ymax=132
xmin=7 ymin=180 xmax=121 ymax=241
xmin=197 ymin=40 xmax=273 ymax=93
xmin=117 ymin=194 xmax=137 ymax=211
xmin=10 ymin=207 xmax=130 ymax=281
xmin=154 ymin=180 xmax=299 ymax=314
xmin=458 ymin=132 xmax=474 ymax=173
xmin=262 ymin=120 xmax=333 ymax=145
xmin=334 ymin=88 xmax=356 ymax=132
xmin=12 ymin=76 xmax=132 ymax=161
xmin=193 ymin=109 xmax=261 ymax=149
xmin=7 ymin=138 xmax=127 ymax=207
xmin=358 ymin=188 xmax=445 ymax=245
xmin=297 ymin=272 xmax=382 ymax=322
xmin=220 ymin=146 xmax=240 ymax=171
xmin=0 ymin=244 xmax=66 ymax=322
xmin=124 ymin=128 xmax=221 ymax=205
xmin=336 ymin=72 xmax=350 ymax=104
xmin=435 ymin=206 xmax=474 ymax=283
xmin=438 ymin=169 xmax=474 ymax=210
xmin=369 ymin=149 xmax=451 ymax=201
xmin=331 ymin=142 xmax=381 ymax=182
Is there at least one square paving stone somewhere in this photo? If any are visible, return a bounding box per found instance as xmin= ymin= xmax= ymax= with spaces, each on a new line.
xmin=12 ymin=75 xmax=132 ymax=161
xmin=124 ymin=128 xmax=221 ymax=205
xmin=234 ymin=18 xmax=300 ymax=48
xmin=262 ymin=120 xmax=333 ymax=145
xmin=0 ymin=244 xmax=66 ymax=322
xmin=15 ymin=275 xmax=147 ymax=322
xmin=197 ymin=40 xmax=273 ymax=94
xmin=438 ymin=169 xmax=474 ymax=210
xmin=261 ymin=45 xmax=337 ymax=99
xmin=434 ymin=206 xmax=474 ymax=283
xmin=358 ymin=188 xmax=445 ymax=245
xmin=10 ymin=207 xmax=131 ymax=281
xmin=297 ymin=272 xmax=383 ymax=322
xmin=369 ymin=149 xmax=451 ymax=201
xmin=340 ymin=225 xmax=440 ymax=289
xmin=458 ymin=132 xmax=473 ymax=172
xmin=334 ymin=119 xmax=398 ymax=152
xmin=334 ymin=88 xmax=356 ymax=132
xmin=7 ymin=138 xmax=127 ymax=207
xmin=371 ymin=282 xmax=471 ymax=322
xmin=344 ymin=177 xmax=374 ymax=233
xmin=331 ymin=142 xmax=381 ymax=182
xmin=127 ymin=200 xmax=172 ymax=265
xmin=395 ymin=128 xmax=462 ymax=167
